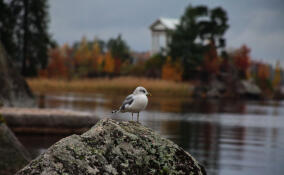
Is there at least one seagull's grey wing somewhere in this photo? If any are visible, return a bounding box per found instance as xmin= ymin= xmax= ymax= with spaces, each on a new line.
xmin=120 ymin=94 xmax=134 ymax=111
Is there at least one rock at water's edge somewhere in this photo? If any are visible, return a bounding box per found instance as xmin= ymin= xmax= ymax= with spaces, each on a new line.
xmin=16 ymin=118 xmax=206 ymax=175
xmin=0 ymin=120 xmax=31 ymax=175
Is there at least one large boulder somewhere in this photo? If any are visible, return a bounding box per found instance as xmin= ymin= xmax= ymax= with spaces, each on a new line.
xmin=16 ymin=118 xmax=206 ymax=175
xmin=0 ymin=117 xmax=31 ymax=175
xmin=0 ymin=42 xmax=34 ymax=107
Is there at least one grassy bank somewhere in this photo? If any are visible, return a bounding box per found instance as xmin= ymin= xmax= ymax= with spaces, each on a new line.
xmin=27 ymin=77 xmax=194 ymax=97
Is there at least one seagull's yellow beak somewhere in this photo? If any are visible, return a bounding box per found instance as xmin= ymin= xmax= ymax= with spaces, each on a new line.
xmin=147 ymin=92 xmax=152 ymax=96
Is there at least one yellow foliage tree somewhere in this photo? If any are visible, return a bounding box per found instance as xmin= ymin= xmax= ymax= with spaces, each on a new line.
xmin=104 ymin=52 xmax=115 ymax=74
xmin=75 ymin=36 xmax=89 ymax=64
xmin=162 ymin=57 xmax=183 ymax=82
xmin=74 ymin=36 xmax=95 ymax=76
xmin=90 ymin=41 xmax=102 ymax=74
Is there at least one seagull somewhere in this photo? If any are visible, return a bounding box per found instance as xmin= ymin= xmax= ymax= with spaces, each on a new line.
xmin=112 ymin=86 xmax=151 ymax=122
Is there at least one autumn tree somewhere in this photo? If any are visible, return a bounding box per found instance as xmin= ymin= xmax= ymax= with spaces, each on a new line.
xmin=162 ymin=57 xmax=183 ymax=82
xmin=232 ymin=45 xmax=251 ymax=79
xmin=202 ymin=41 xmax=220 ymax=77
xmin=107 ymin=35 xmax=131 ymax=75
xmin=74 ymin=36 xmax=95 ymax=77
xmin=90 ymin=40 xmax=102 ymax=76
xmin=273 ymin=61 xmax=282 ymax=89
xmin=96 ymin=52 xmax=105 ymax=75
xmin=104 ymin=51 xmax=115 ymax=74
xmin=254 ymin=62 xmax=273 ymax=92
xmin=168 ymin=5 xmax=229 ymax=79
xmin=42 ymin=47 xmax=68 ymax=78
xmin=61 ymin=43 xmax=74 ymax=79
xmin=41 ymin=36 xmax=132 ymax=78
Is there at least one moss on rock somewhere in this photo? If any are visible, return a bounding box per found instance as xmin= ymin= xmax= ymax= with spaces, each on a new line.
xmin=16 ymin=118 xmax=206 ymax=175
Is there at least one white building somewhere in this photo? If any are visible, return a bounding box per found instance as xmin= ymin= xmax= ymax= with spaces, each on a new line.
xmin=149 ymin=18 xmax=179 ymax=55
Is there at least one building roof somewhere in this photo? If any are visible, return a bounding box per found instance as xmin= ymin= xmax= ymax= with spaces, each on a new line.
xmin=150 ymin=18 xmax=179 ymax=31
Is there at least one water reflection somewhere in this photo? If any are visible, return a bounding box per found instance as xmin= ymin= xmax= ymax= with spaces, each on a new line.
xmin=17 ymin=92 xmax=284 ymax=175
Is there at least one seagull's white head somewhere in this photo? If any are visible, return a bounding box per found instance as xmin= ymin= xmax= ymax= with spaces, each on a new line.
xmin=133 ymin=86 xmax=151 ymax=96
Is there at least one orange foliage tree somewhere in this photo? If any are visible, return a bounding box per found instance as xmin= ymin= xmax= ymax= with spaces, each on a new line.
xmin=61 ymin=43 xmax=74 ymax=79
xmin=255 ymin=62 xmax=273 ymax=92
xmin=273 ymin=61 xmax=282 ymax=89
xmin=257 ymin=63 xmax=270 ymax=80
xmin=114 ymin=58 xmax=122 ymax=74
xmin=40 ymin=46 xmax=69 ymax=78
xmin=203 ymin=42 xmax=220 ymax=75
xmin=41 ymin=36 xmax=133 ymax=78
xmin=90 ymin=41 xmax=103 ymax=75
xmin=232 ymin=45 xmax=251 ymax=79
xmin=162 ymin=57 xmax=183 ymax=82
xmin=104 ymin=52 xmax=115 ymax=74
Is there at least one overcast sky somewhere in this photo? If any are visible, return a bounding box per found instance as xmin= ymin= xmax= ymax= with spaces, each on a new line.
xmin=49 ymin=0 xmax=284 ymax=65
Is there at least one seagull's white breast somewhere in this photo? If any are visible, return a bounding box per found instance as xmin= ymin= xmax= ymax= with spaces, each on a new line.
xmin=127 ymin=94 xmax=148 ymax=113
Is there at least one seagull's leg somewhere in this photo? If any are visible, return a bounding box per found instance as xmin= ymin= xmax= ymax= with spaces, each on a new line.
xmin=137 ymin=112 xmax=139 ymax=122
xmin=131 ymin=113 xmax=133 ymax=121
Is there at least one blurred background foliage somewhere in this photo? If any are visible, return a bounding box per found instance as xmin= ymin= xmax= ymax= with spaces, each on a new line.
xmin=0 ymin=0 xmax=55 ymax=77
xmin=0 ymin=1 xmax=282 ymax=95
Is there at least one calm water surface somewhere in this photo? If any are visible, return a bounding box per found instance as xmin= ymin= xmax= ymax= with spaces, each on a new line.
xmin=17 ymin=92 xmax=284 ymax=175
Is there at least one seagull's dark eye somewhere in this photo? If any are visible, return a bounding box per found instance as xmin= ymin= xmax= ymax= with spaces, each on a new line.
xmin=140 ymin=89 xmax=146 ymax=93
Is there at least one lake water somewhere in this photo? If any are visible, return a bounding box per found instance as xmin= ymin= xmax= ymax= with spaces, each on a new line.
xmin=17 ymin=92 xmax=284 ymax=175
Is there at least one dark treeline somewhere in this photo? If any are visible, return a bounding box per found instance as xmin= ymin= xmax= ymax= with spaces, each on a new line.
xmin=0 ymin=0 xmax=54 ymax=77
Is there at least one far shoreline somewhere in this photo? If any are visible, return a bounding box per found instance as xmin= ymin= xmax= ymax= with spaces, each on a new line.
xmin=27 ymin=77 xmax=194 ymax=98
xmin=27 ymin=77 xmax=284 ymax=100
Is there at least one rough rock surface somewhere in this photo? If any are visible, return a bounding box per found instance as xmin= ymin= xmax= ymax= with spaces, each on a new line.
xmin=0 ymin=42 xmax=34 ymax=107
xmin=16 ymin=118 xmax=206 ymax=175
xmin=0 ymin=117 xmax=31 ymax=175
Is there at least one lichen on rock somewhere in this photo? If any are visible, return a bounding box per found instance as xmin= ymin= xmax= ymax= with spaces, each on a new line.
xmin=16 ymin=118 xmax=206 ymax=175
